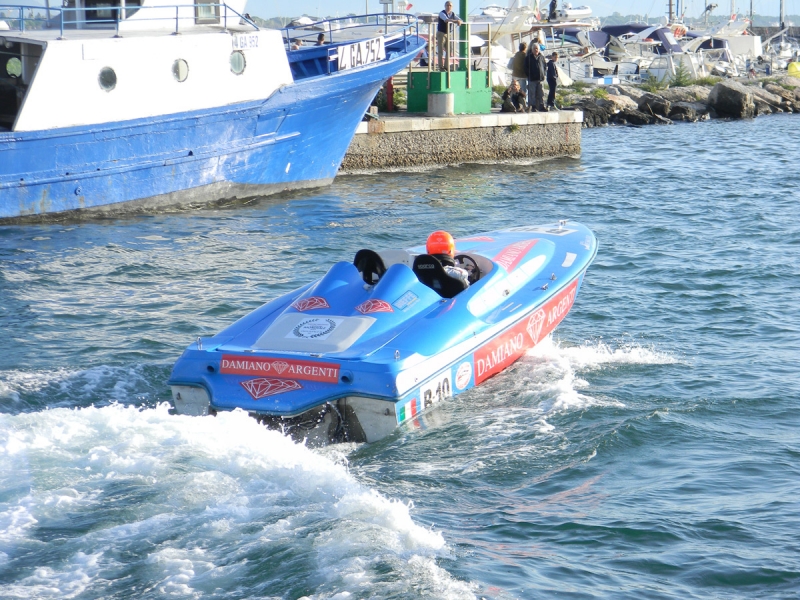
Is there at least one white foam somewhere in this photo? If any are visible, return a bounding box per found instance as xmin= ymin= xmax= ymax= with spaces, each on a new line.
xmin=0 ymin=551 xmax=104 ymax=599
xmin=0 ymin=367 xmax=79 ymax=402
xmin=0 ymin=404 xmax=470 ymax=597
xmin=549 ymin=337 xmax=680 ymax=369
xmin=0 ymin=364 xmax=156 ymax=405
xmin=506 ymin=335 xmax=678 ymax=425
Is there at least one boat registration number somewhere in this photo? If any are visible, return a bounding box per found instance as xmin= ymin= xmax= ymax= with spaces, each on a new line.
xmin=232 ymin=33 xmax=259 ymax=50
xmin=338 ymin=36 xmax=385 ymax=70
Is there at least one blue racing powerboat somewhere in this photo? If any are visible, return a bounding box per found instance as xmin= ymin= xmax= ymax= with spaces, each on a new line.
xmin=169 ymin=222 xmax=598 ymax=444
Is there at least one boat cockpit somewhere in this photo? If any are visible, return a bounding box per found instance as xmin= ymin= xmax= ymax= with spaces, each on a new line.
xmin=354 ymin=248 xmax=493 ymax=299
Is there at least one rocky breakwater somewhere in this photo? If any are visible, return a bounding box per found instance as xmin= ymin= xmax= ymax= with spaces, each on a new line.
xmin=564 ymin=76 xmax=800 ymax=128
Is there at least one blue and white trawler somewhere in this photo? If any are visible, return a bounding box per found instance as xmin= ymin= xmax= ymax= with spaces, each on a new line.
xmin=0 ymin=1 xmax=424 ymax=221
xmin=169 ymin=222 xmax=598 ymax=445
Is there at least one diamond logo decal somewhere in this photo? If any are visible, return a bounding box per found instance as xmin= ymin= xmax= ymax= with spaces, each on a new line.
xmin=526 ymin=309 xmax=546 ymax=344
xmin=355 ymin=299 xmax=394 ymax=314
xmin=272 ymin=361 xmax=289 ymax=375
xmin=292 ymin=296 xmax=330 ymax=311
xmin=241 ymin=377 xmax=302 ymax=400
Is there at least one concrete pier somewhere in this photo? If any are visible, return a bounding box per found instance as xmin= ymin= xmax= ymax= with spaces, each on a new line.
xmin=340 ymin=110 xmax=583 ymax=173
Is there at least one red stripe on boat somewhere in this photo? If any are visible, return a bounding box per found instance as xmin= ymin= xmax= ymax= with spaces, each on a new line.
xmin=493 ymin=239 xmax=538 ymax=272
xmin=474 ymin=278 xmax=579 ymax=384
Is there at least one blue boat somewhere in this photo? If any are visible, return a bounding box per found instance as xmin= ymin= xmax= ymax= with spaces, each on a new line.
xmin=169 ymin=222 xmax=598 ymax=445
xmin=0 ymin=2 xmax=424 ymax=222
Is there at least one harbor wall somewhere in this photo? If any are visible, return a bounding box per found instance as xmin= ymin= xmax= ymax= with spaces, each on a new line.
xmin=340 ymin=111 xmax=583 ymax=172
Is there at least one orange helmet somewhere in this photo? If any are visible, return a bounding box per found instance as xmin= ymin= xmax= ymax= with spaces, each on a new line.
xmin=426 ymin=230 xmax=455 ymax=256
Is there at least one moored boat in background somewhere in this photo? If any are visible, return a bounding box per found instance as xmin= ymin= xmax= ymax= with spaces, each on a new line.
xmin=0 ymin=1 xmax=424 ymax=222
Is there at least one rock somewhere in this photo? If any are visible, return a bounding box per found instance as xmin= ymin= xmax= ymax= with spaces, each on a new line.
xmin=606 ymin=85 xmax=621 ymax=95
xmin=750 ymin=85 xmax=785 ymax=108
xmin=575 ymin=100 xmax=612 ymax=127
xmin=560 ymin=93 xmax=591 ymax=107
xmin=616 ymin=85 xmax=647 ymax=103
xmin=673 ymin=101 xmax=712 ymax=121
xmin=752 ymin=86 xmax=794 ymax=114
xmin=707 ymin=80 xmax=755 ymax=118
xmin=686 ymin=85 xmax=711 ymax=103
xmin=753 ymin=98 xmax=775 ymax=115
xmin=610 ymin=108 xmax=654 ymax=126
xmin=652 ymin=113 xmax=673 ymax=125
xmin=764 ymin=83 xmax=795 ymax=102
xmin=597 ymin=94 xmax=638 ymax=111
xmin=764 ymin=83 xmax=794 ymax=102
xmin=777 ymin=75 xmax=800 ymax=88
xmin=659 ymin=87 xmax=702 ymax=103
xmin=637 ymin=92 xmax=671 ymax=118
xmin=669 ymin=103 xmax=697 ymax=121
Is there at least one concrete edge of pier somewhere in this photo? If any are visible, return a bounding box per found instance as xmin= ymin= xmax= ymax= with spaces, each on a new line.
xmin=340 ymin=110 xmax=584 ymax=173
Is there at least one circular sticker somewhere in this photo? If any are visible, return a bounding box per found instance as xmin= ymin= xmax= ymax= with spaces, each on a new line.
xmin=455 ymin=361 xmax=472 ymax=390
xmin=293 ymin=318 xmax=337 ymax=339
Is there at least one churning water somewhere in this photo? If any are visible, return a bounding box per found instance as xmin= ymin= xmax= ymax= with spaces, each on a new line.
xmin=1 ymin=114 xmax=799 ymax=599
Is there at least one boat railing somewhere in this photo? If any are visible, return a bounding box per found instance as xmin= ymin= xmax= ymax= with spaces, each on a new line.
xmin=282 ymin=13 xmax=418 ymax=50
xmin=0 ymin=3 xmax=257 ymax=39
xmin=414 ymin=21 xmax=489 ymax=91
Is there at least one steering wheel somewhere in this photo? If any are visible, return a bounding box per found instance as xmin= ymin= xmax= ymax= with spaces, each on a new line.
xmin=454 ymin=254 xmax=481 ymax=284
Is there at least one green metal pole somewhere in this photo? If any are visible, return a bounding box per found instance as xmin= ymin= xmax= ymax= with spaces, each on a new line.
xmin=459 ymin=0 xmax=468 ymax=71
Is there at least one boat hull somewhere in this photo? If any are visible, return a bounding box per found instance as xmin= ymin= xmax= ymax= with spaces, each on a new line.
xmin=0 ymin=43 xmax=420 ymax=223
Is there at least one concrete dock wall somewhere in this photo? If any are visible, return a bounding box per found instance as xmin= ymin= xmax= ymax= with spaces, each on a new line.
xmin=340 ymin=111 xmax=583 ymax=172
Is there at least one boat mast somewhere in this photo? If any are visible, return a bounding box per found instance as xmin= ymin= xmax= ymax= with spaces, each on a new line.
xmin=780 ymin=0 xmax=785 ymax=44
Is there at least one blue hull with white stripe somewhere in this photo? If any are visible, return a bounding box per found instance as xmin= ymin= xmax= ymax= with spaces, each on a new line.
xmin=0 ymin=10 xmax=424 ymax=222
xmin=169 ymin=223 xmax=598 ymax=446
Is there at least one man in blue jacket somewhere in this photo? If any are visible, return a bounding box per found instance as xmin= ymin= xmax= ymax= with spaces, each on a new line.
xmin=546 ymin=51 xmax=559 ymax=111
xmin=524 ymin=43 xmax=547 ymax=112
xmin=437 ymin=1 xmax=463 ymax=70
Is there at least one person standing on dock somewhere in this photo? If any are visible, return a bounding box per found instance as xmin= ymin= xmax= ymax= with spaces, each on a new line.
xmin=437 ymin=1 xmax=463 ymax=71
xmin=511 ymin=42 xmax=528 ymax=98
xmin=546 ymin=52 xmax=559 ymax=111
xmin=524 ymin=43 xmax=547 ymax=112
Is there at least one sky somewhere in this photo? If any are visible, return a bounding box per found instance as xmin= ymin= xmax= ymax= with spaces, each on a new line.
xmin=246 ymin=0 xmax=797 ymax=19
xmin=4 ymin=0 xmax=796 ymax=20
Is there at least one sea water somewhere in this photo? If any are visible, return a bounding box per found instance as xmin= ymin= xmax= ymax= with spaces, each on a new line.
xmin=1 ymin=115 xmax=799 ymax=599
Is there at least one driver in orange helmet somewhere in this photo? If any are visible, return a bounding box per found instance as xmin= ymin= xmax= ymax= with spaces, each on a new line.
xmin=426 ymin=230 xmax=470 ymax=286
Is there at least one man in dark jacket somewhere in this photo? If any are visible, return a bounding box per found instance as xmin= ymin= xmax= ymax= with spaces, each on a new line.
xmin=437 ymin=1 xmax=462 ymax=70
xmin=510 ymin=41 xmax=528 ymax=98
xmin=524 ymin=43 xmax=546 ymax=112
xmin=546 ymin=51 xmax=559 ymax=110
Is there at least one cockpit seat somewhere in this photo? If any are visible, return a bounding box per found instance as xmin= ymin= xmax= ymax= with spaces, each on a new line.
xmin=353 ymin=249 xmax=387 ymax=285
xmin=412 ymin=254 xmax=468 ymax=299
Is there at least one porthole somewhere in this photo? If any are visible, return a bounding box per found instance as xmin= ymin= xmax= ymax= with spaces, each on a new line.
xmin=98 ymin=67 xmax=117 ymax=91
xmin=172 ymin=58 xmax=189 ymax=82
xmin=5 ymin=57 xmax=21 ymax=78
xmin=229 ymin=50 xmax=246 ymax=75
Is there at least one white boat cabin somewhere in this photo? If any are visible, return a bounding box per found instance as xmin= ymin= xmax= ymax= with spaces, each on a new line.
xmin=0 ymin=0 xmax=293 ymax=131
